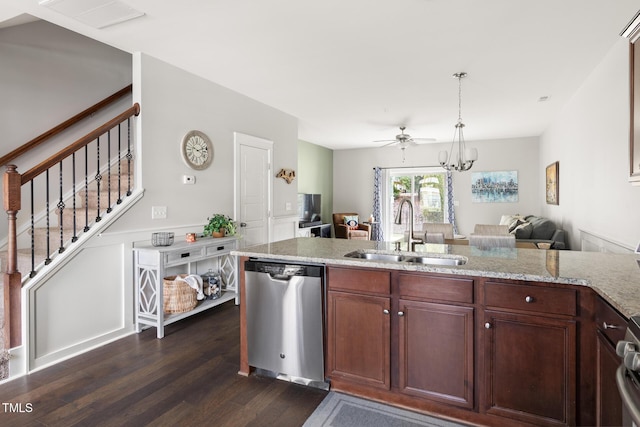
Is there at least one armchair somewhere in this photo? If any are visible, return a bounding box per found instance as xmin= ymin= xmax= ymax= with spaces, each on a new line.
xmin=332 ymin=213 xmax=371 ymax=240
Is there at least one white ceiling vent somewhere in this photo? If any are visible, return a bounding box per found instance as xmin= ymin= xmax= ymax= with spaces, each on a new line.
xmin=38 ymin=0 xmax=145 ymax=29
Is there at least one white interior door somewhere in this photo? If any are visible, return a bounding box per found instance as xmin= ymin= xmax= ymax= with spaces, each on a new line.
xmin=235 ymin=132 xmax=272 ymax=248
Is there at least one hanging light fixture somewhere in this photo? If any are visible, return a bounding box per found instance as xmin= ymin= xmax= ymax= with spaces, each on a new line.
xmin=439 ymin=72 xmax=478 ymax=172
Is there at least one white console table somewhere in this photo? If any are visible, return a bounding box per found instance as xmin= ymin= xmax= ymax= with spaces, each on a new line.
xmin=133 ymin=236 xmax=239 ymax=338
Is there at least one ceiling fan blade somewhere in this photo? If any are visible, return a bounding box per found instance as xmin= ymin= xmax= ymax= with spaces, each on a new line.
xmin=381 ymin=141 xmax=399 ymax=147
xmin=412 ymin=137 xmax=437 ymax=143
xmin=373 ymin=139 xmax=398 ymax=143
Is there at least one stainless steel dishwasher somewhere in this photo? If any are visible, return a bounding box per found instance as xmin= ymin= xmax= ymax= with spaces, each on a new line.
xmin=244 ymin=259 xmax=327 ymax=389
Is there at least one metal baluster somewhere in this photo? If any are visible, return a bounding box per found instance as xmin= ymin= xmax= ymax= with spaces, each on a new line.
xmin=57 ymin=161 xmax=65 ymax=253
xmin=95 ymin=136 xmax=102 ymax=222
xmin=126 ymin=117 xmax=132 ymax=196
xmin=29 ymin=180 xmax=36 ymax=278
xmin=71 ymin=152 xmax=78 ymax=243
xmin=106 ymin=128 xmax=112 ymax=213
xmin=44 ymin=170 xmax=51 ymax=265
xmin=117 ymin=122 xmax=122 ymax=204
xmin=84 ymin=145 xmax=90 ymax=232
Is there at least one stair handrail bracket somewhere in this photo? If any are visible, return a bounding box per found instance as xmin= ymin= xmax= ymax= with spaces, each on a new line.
xmin=2 ymin=101 xmax=140 ymax=349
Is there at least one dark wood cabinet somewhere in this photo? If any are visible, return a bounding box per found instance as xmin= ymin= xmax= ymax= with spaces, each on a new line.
xmin=327 ymin=290 xmax=391 ymax=389
xmin=595 ymin=296 xmax=626 ymax=426
xmin=327 ymin=267 xmax=475 ymax=408
xmin=483 ymin=280 xmax=578 ymax=426
xmin=326 ymin=266 xmax=391 ymax=389
xmin=483 ymin=310 xmax=576 ymax=426
xmin=325 ymin=267 xmax=596 ymax=427
xmin=398 ymin=299 xmax=474 ymax=408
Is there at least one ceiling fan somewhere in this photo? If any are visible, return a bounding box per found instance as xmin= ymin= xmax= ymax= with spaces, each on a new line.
xmin=374 ymin=126 xmax=436 ymax=162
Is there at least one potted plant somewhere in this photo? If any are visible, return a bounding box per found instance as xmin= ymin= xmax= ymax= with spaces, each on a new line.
xmin=204 ymin=214 xmax=236 ymax=238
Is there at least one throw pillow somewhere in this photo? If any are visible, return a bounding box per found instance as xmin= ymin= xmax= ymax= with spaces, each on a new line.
xmin=511 ymin=221 xmax=533 ymax=239
xmin=343 ymin=215 xmax=359 ymax=230
xmin=500 ymin=214 xmax=524 ymax=227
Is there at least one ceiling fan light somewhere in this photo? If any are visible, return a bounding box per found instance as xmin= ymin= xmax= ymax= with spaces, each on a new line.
xmin=465 ymin=147 xmax=478 ymax=161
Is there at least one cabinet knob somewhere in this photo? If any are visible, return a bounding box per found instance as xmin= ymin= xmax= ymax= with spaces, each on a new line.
xmin=383 ymin=309 xmax=390 ymax=315
xmin=603 ymin=322 xmax=619 ymax=330
xmin=485 ymin=322 xmax=491 ymax=329
xmin=525 ymin=295 xmax=534 ymax=303
xmin=398 ymin=311 xmax=405 ymax=317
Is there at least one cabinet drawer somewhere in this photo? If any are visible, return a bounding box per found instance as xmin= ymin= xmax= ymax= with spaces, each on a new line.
xmin=205 ymin=243 xmax=233 ymax=257
xmin=165 ymin=247 xmax=205 ymax=264
xmin=328 ymin=266 xmax=390 ymax=295
xmin=398 ymin=273 xmax=473 ymax=304
xmin=596 ymin=296 xmax=626 ymax=346
xmin=485 ymin=282 xmax=576 ymax=316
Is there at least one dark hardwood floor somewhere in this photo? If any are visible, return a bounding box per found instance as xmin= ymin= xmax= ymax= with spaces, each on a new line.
xmin=0 ymin=301 xmax=327 ymax=427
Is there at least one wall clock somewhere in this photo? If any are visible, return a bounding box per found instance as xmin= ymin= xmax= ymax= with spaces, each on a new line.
xmin=181 ymin=130 xmax=213 ymax=170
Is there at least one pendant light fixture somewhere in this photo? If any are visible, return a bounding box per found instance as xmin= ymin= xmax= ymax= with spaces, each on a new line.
xmin=439 ymin=72 xmax=477 ymax=172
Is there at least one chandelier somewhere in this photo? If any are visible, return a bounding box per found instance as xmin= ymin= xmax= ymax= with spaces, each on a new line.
xmin=439 ymin=72 xmax=477 ymax=172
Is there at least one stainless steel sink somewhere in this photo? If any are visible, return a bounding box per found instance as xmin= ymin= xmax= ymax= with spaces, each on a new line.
xmin=344 ymin=251 xmax=467 ymax=266
xmin=403 ymin=256 xmax=467 ymax=266
xmin=344 ymin=252 xmax=408 ymax=262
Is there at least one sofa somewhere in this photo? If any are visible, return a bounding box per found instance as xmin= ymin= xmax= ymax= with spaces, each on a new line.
xmin=500 ymin=215 xmax=566 ymax=249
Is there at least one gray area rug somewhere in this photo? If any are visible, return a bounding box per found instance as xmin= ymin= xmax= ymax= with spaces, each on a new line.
xmin=303 ymin=392 xmax=470 ymax=427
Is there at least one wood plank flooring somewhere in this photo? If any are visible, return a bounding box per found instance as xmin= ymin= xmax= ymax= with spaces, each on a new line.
xmin=0 ymin=301 xmax=327 ymax=426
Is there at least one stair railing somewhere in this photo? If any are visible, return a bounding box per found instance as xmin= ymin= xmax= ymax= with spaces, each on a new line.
xmin=2 ymin=94 xmax=140 ymax=349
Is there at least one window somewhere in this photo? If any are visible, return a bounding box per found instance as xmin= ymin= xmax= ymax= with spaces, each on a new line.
xmin=382 ymin=167 xmax=451 ymax=241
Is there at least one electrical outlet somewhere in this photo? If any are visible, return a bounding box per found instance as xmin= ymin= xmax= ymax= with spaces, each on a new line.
xmin=285 ymin=202 xmax=292 ymax=211
xmin=183 ymin=175 xmax=195 ymax=185
xmin=152 ymin=206 xmax=167 ymax=219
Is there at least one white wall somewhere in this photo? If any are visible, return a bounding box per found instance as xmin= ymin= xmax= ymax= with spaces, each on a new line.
xmin=333 ymin=137 xmax=540 ymax=237
xmin=108 ymin=53 xmax=299 ymax=234
xmin=540 ymin=38 xmax=640 ymax=250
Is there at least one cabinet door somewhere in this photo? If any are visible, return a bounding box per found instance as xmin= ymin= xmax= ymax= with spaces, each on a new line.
xmin=596 ymin=331 xmax=623 ymax=426
xmin=327 ymin=291 xmax=391 ymax=389
xmin=398 ymin=299 xmax=474 ymax=408
xmin=484 ymin=310 xmax=576 ymax=426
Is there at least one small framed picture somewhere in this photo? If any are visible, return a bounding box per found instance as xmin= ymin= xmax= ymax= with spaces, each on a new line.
xmin=546 ymin=161 xmax=559 ymax=205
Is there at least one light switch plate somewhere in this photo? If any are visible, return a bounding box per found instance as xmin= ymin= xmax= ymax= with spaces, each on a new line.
xmin=152 ymin=206 xmax=167 ymax=219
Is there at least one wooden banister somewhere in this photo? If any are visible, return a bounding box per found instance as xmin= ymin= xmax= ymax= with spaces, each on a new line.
xmin=21 ymin=103 xmax=140 ymax=185
xmin=3 ymin=99 xmax=140 ymax=350
xmin=0 ymin=85 xmax=133 ymax=167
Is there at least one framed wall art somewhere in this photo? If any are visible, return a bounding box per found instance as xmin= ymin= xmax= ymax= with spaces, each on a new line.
xmin=545 ymin=161 xmax=559 ymax=205
xmin=471 ymin=170 xmax=518 ymax=203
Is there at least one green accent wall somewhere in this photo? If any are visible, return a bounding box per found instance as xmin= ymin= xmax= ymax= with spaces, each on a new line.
xmin=298 ymin=140 xmax=333 ymax=225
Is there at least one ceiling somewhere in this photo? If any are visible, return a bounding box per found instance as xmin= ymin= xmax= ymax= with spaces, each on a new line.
xmin=1 ymin=0 xmax=639 ymax=150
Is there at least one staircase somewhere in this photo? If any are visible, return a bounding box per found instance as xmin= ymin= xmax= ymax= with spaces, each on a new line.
xmin=0 ymin=88 xmax=140 ymax=368
xmin=0 ymin=159 xmax=134 ymax=279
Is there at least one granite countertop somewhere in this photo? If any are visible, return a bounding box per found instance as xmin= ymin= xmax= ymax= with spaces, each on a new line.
xmin=232 ymin=237 xmax=640 ymax=319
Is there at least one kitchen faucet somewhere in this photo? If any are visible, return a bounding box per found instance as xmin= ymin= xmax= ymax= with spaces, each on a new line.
xmin=394 ymin=198 xmax=420 ymax=251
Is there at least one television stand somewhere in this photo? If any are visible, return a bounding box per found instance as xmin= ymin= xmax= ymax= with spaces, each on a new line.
xmin=297 ymin=223 xmax=331 ymax=238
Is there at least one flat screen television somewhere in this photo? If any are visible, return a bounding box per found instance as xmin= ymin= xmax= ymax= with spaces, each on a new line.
xmin=298 ymin=193 xmax=322 ymax=227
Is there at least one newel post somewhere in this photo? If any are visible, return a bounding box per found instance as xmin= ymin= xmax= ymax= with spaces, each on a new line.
xmin=3 ymin=164 xmax=21 ymax=348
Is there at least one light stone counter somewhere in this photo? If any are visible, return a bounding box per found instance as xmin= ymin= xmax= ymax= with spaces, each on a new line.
xmin=232 ymin=237 xmax=640 ymax=319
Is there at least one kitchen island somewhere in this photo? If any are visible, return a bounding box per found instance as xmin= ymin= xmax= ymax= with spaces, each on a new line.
xmin=232 ymin=237 xmax=640 ymax=427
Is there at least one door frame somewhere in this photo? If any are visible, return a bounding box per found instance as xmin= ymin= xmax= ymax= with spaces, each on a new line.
xmin=234 ymin=132 xmax=273 ymax=246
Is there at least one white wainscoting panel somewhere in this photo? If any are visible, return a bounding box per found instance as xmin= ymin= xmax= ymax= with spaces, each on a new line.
xmin=28 ymin=242 xmax=133 ymax=371
xmin=580 ymin=229 xmax=634 ymax=254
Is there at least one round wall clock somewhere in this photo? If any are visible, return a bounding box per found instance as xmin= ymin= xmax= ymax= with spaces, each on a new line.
xmin=181 ymin=130 xmax=213 ymax=170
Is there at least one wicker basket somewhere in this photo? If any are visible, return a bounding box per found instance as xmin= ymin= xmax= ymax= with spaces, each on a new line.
xmin=163 ymin=274 xmax=197 ymax=314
